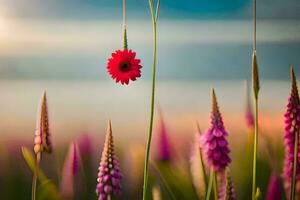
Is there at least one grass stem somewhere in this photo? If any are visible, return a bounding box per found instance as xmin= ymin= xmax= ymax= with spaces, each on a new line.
xmin=142 ymin=0 xmax=159 ymax=199
xmin=251 ymin=98 xmax=258 ymax=200
xmin=205 ymin=169 xmax=214 ymax=200
xmin=32 ymin=152 xmax=41 ymax=200
xmin=213 ymin=172 xmax=218 ymax=200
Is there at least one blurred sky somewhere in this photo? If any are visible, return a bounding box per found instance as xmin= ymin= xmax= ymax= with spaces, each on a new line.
xmin=0 ymin=0 xmax=299 ymax=80
xmin=0 ymin=1 xmax=299 ymax=143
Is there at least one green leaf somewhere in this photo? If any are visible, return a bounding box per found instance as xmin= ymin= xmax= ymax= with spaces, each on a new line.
xmin=37 ymin=180 xmax=61 ymax=200
xmin=21 ymin=147 xmax=47 ymax=181
xmin=21 ymin=147 xmax=62 ymax=200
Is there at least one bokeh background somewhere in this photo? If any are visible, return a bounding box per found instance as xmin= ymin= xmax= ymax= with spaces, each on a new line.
xmin=0 ymin=0 xmax=299 ymax=199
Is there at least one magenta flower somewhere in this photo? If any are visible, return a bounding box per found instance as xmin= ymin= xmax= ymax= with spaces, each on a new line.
xmin=156 ymin=109 xmax=171 ymax=162
xmin=96 ymin=120 xmax=122 ymax=200
xmin=34 ymin=91 xmax=52 ymax=154
xmin=283 ymin=67 xmax=300 ymax=185
xmin=78 ymin=133 xmax=92 ymax=157
xmin=202 ymin=89 xmax=231 ymax=172
xmin=60 ymin=142 xmax=79 ymax=199
xmin=266 ymin=173 xmax=283 ymax=200
xmin=218 ymin=171 xmax=236 ymax=200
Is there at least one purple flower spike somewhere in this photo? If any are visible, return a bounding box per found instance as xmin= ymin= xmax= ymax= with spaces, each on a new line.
xmin=61 ymin=142 xmax=79 ymax=198
xmin=266 ymin=173 xmax=283 ymax=200
xmin=96 ymin=120 xmax=122 ymax=200
xmin=202 ymin=89 xmax=231 ymax=172
xmin=218 ymin=170 xmax=236 ymax=200
xmin=156 ymin=108 xmax=171 ymax=162
xmin=34 ymin=91 xmax=52 ymax=154
xmin=283 ymin=67 xmax=300 ymax=187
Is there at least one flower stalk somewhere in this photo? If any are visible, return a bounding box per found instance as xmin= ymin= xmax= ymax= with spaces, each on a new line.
xmin=32 ymin=91 xmax=52 ymax=200
xmin=32 ymin=152 xmax=41 ymax=200
xmin=205 ymin=169 xmax=214 ymax=200
xmin=213 ymin=174 xmax=218 ymax=200
xmin=142 ymin=0 xmax=160 ymax=199
xmin=123 ymin=0 xmax=128 ymax=49
xmin=251 ymin=0 xmax=260 ymax=199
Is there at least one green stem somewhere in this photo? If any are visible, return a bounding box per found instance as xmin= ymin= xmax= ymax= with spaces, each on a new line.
xmin=200 ymin=148 xmax=208 ymax=191
xmin=290 ymin=128 xmax=299 ymax=200
xmin=252 ymin=98 xmax=258 ymax=200
xmin=213 ymin=173 xmax=218 ymax=200
xmin=142 ymin=0 xmax=159 ymax=199
xmin=32 ymin=152 xmax=41 ymax=200
xmin=205 ymin=170 xmax=214 ymax=200
xmin=123 ymin=0 xmax=128 ymax=49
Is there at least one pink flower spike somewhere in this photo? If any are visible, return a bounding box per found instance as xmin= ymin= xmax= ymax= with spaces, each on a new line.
xmin=202 ymin=89 xmax=231 ymax=172
xmin=155 ymin=108 xmax=171 ymax=162
xmin=60 ymin=142 xmax=79 ymax=199
xmin=283 ymin=67 xmax=300 ymax=190
xmin=34 ymin=91 xmax=52 ymax=154
xmin=96 ymin=120 xmax=122 ymax=200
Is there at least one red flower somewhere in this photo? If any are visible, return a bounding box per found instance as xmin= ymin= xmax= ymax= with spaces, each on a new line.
xmin=107 ymin=49 xmax=142 ymax=85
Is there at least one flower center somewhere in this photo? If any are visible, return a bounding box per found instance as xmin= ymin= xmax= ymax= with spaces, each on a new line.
xmin=119 ymin=61 xmax=131 ymax=72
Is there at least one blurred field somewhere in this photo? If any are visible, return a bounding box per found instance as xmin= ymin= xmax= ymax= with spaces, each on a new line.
xmin=0 ymin=79 xmax=291 ymax=199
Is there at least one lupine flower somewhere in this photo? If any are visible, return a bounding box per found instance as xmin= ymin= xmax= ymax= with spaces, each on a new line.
xmin=156 ymin=109 xmax=171 ymax=162
xmin=245 ymin=81 xmax=254 ymax=129
xmin=61 ymin=142 xmax=79 ymax=199
xmin=218 ymin=170 xmax=237 ymax=200
xmin=202 ymin=89 xmax=231 ymax=172
xmin=283 ymin=67 xmax=300 ymax=188
xmin=34 ymin=91 xmax=52 ymax=154
xmin=190 ymin=124 xmax=207 ymax=199
xmin=96 ymin=120 xmax=122 ymax=200
xmin=107 ymin=49 xmax=142 ymax=85
xmin=266 ymin=173 xmax=283 ymax=200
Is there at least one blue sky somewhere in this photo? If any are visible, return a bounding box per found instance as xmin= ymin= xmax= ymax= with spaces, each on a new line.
xmin=0 ymin=0 xmax=299 ymax=80
xmin=1 ymin=0 xmax=299 ymax=19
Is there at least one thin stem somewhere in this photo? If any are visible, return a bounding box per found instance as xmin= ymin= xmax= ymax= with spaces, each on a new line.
xmin=252 ymin=98 xmax=258 ymax=200
xmin=253 ymin=0 xmax=256 ymax=51
xmin=290 ymin=128 xmax=299 ymax=200
xmin=32 ymin=152 xmax=41 ymax=200
xmin=196 ymin=122 xmax=208 ymax=188
xmin=142 ymin=0 xmax=158 ymax=200
xmin=155 ymin=0 xmax=160 ymax=22
xmin=213 ymin=173 xmax=218 ymax=200
xmin=123 ymin=0 xmax=128 ymax=49
xmin=205 ymin=170 xmax=214 ymax=200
